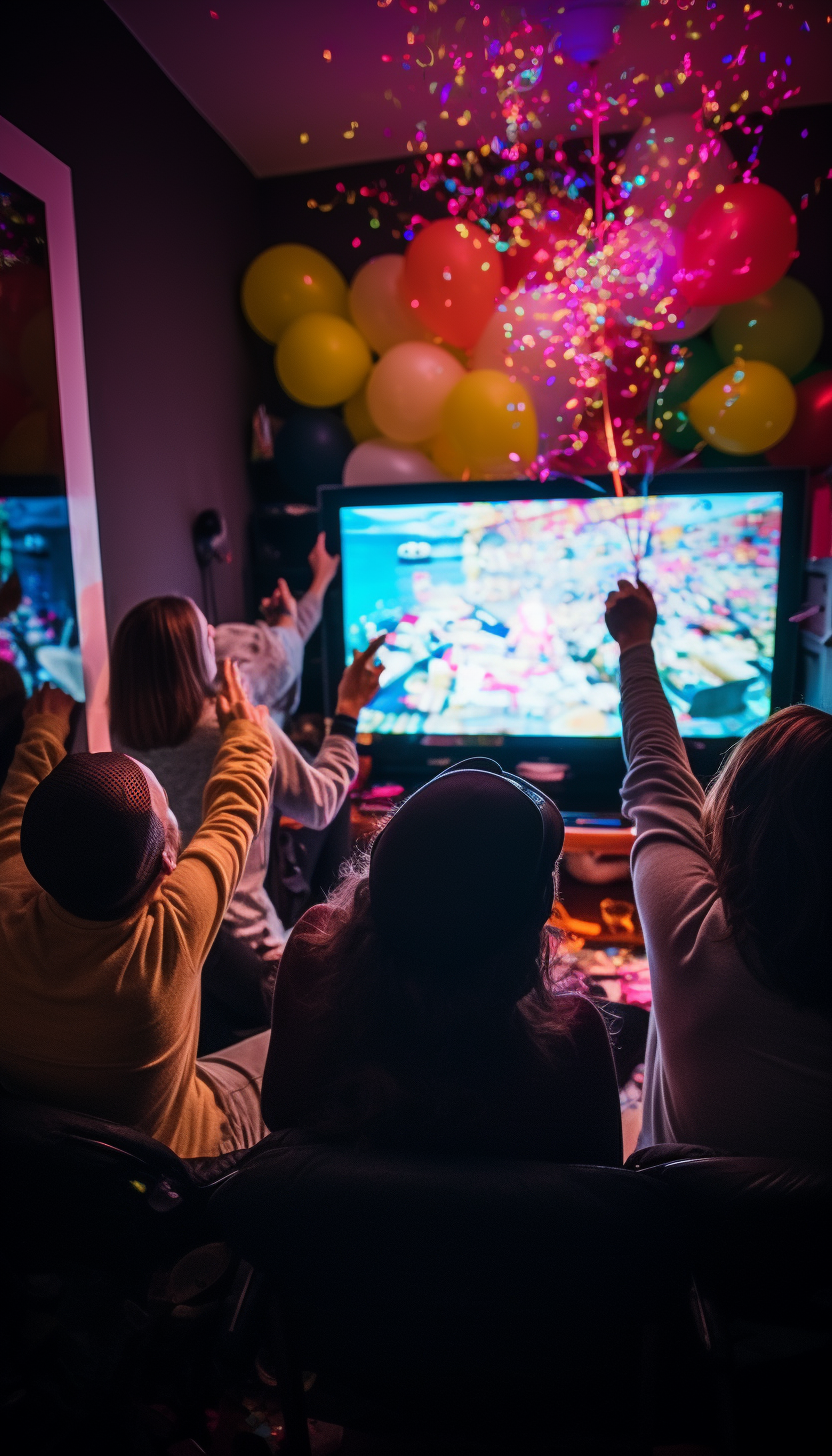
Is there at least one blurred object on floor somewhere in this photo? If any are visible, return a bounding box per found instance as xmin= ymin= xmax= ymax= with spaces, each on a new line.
xmin=601 ymin=898 xmax=637 ymax=938
xmin=565 ymin=849 xmax=633 ymax=884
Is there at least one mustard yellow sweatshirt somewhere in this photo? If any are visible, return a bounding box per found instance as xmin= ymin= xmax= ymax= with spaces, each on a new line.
xmin=0 ymin=712 xmax=274 ymax=1158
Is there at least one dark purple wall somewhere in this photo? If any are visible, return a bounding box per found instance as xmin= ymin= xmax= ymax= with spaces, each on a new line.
xmin=0 ymin=0 xmax=260 ymax=630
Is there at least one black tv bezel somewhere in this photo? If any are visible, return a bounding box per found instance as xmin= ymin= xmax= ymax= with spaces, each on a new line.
xmin=318 ymin=469 xmax=806 ymax=792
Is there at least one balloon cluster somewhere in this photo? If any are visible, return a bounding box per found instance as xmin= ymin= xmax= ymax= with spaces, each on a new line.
xmin=241 ymin=0 xmax=829 ymax=496
xmin=242 ymin=113 xmax=829 ymax=496
xmin=242 ymin=221 xmax=540 ymax=489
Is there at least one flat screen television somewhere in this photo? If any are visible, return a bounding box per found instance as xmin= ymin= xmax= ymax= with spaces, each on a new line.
xmin=319 ymin=471 xmax=805 ymax=806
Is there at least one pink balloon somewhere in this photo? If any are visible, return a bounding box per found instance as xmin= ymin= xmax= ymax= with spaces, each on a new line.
xmin=472 ymin=284 xmax=585 ymax=448
xmin=343 ymin=439 xmax=448 ymax=486
xmin=348 ymin=254 xmax=430 ymax=355
xmin=366 ymin=341 xmax=464 ymax=444
xmin=606 ymin=218 xmax=686 ymax=327
xmin=619 ymin=113 xmax=735 ymax=226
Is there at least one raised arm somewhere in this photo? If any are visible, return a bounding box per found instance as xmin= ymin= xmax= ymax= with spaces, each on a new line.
xmin=157 ymin=662 xmax=275 ymax=966
xmin=272 ymin=635 xmax=385 ymax=829
xmin=259 ymin=532 xmax=341 ymax=647
xmin=605 ymin=578 xmax=720 ymax=963
xmin=0 ymin=686 xmax=74 ymax=870
xmin=294 ymin=531 xmax=341 ymax=645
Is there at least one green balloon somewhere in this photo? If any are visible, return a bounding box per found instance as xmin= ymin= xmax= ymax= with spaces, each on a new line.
xmin=711 ymin=277 xmax=823 ymax=380
xmin=655 ymin=336 xmax=721 ymax=453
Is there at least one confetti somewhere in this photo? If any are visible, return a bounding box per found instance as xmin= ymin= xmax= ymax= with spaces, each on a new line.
xmin=303 ymin=0 xmax=818 ymax=490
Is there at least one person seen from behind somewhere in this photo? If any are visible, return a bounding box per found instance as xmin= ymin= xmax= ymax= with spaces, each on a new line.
xmin=605 ymin=577 xmax=832 ymax=1161
xmin=110 ymin=590 xmax=383 ymax=1053
xmin=0 ymin=664 xmax=281 ymax=1156
xmin=262 ymin=759 xmax=622 ymax=1164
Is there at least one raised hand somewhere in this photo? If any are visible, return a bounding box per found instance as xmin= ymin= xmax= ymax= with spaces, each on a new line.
xmin=604 ymin=577 xmax=657 ymax=652
xmin=215 ymin=659 xmax=269 ymax=731
xmin=335 ymin=635 xmax=386 ymax=719
xmin=260 ymin=577 xmax=298 ymax=629
xmin=23 ymin=683 xmax=77 ymax=725
xmin=308 ymin=531 xmax=340 ymax=593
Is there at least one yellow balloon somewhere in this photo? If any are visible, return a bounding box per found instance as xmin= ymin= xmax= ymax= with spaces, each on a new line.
xmin=366 ymin=342 xmax=465 ymax=444
xmin=440 ymin=370 xmax=538 ymax=478
xmin=429 ymin=430 xmax=467 ymax=479
xmin=711 ymin=277 xmax=823 ymax=379
xmin=344 ymin=381 xmax=381 ymax=444
xmin=242 ymin=244 xmax=348 ymax=343
xmin=687 ymin=360 xmax=796 ymax=456
xmin=276 ymin=313 xmax=372 ymax=407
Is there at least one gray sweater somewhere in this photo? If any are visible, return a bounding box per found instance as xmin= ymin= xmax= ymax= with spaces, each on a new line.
xmin=620 ymin=644 xmax=831 ymax=1161
xmin=126 ymin=705 xmax=357 ymax=959
xmin=214 ymin=591 xmax=323 ymax=728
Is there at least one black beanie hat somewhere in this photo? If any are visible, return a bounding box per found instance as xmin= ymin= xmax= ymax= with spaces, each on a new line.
xmin=368 ymin=757 xmax=564 ymax=968
xmin=21 ymin=752 xmax=166 ymax=920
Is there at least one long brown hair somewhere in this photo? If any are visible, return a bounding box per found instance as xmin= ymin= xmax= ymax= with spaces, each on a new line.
xmin=110 ymin=596 xmax=214 ymax=750
xmin=283 ymin=848 xmax=580 ymax=1148
xmin=701 ymin=704 xmax=832 ymax=1016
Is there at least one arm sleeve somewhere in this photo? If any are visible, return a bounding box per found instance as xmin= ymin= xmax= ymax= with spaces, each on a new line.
xmin=294 ymin=588 xmax=325 ymax=645
xmin=0 ymin=714 xmax=67 ymax=870
xmin=155 ymin=718 xmax=275 ymax=968
xmin=213 ymin=621 xmax=304 ymax=713
xmin=618 ymin=643 xmax=722 ymax=965
xmin=269 ymin=719 xmax=358 ymax=831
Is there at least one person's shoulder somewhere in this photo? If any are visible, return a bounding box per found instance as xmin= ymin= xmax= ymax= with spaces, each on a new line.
xmin=288 ymin=902 xmax=334 ymax=943
xmin=527 ymin=993 xmax=612 ymax=1055
xmin=273 ymin=904 xmax=334 ymax=1000
xmin=561 ymin=992 xmax=615 ymax=1041
xmin=214 ymin=620 xmax=274 ymax=657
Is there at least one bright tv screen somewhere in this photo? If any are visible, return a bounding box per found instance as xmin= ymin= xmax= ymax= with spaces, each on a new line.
xmin=338 ymin=491 xmax=784 ymax=740
xmin=0 ymin=496 xmax=84 ymax=700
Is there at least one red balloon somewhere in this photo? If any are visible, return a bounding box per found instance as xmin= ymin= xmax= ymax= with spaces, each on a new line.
xmin=766 ymin=369 xmax=832 ymax=472
xmin=0 ymin=263 xmax=51 ymax=353
xmin=501 ymin=200 xmax=586 ymax=293
xmin=401 ymin=219 xmax=504 ymax=350
xmin=680 ymin=184 xmax=797 ymax=307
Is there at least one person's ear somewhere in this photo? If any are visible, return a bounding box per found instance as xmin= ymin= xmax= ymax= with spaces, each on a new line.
xmin=160 ymin=843 xmax=177 ymax=876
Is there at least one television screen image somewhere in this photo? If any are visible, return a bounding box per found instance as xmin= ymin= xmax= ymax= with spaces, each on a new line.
xmin=0 ymin=496 xmax=83 ymax=700
xmin=339 ymin=491 xmax=784 ymax=740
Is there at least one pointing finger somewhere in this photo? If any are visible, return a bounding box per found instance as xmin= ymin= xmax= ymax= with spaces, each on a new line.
xmin=360 ymin=633 xmax=387 ymax=662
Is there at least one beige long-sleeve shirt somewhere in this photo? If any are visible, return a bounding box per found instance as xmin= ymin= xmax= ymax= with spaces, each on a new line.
xmin=620 ymin=645 xmax=831 ymax=1160
xmin=0 ymin=712 xmax=274 ymax=1158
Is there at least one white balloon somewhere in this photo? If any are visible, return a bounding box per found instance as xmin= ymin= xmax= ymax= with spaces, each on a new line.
xmin=472 ymin=284 xmax=583 ymax=448
xmin=620 ymin=113 xmax=735 ymax=227
xmin=342 ymin=439 xmax=448 ymax=487
xmin=348 ymin=254 xmax=430 ymax=355
xmin=651 ymin=303 xmax=721 ymax=343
